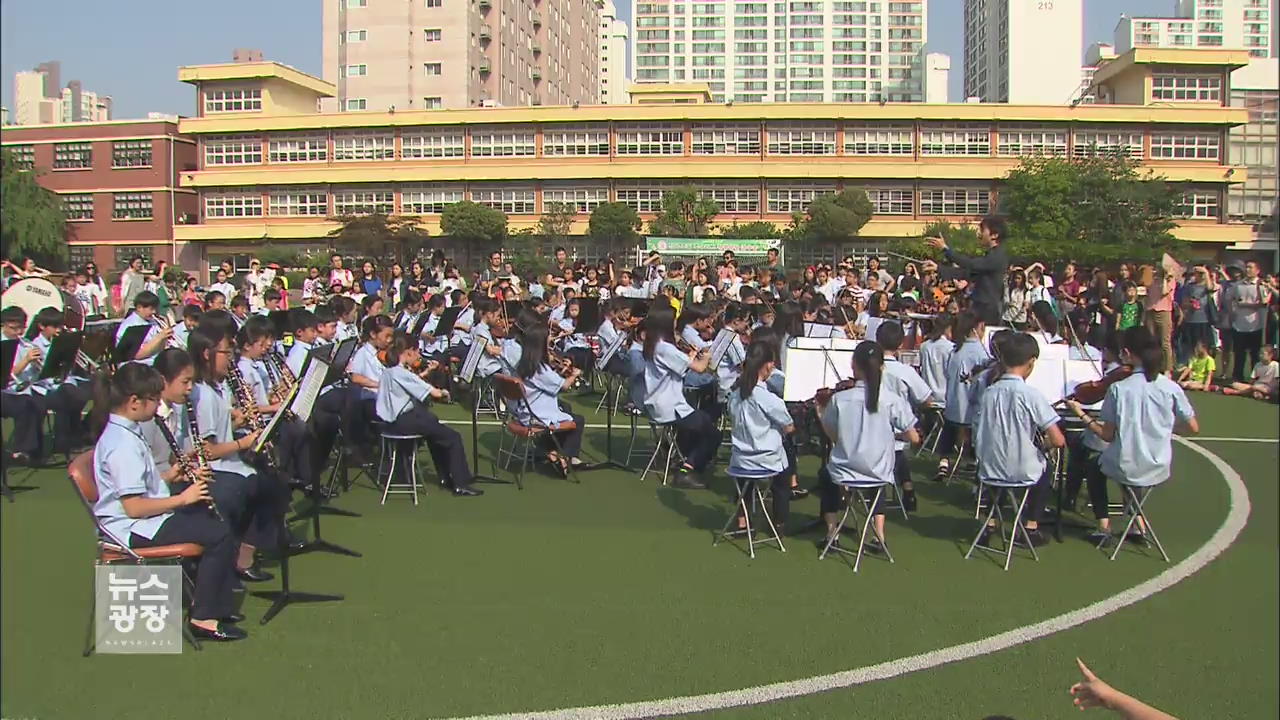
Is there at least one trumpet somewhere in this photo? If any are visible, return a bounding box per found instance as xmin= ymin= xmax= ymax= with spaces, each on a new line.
xmin=154 ymin=404 xmax=224 ymax=522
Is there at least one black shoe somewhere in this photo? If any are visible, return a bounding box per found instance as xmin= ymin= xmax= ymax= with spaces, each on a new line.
xmin=190 ymin=622 xmax=248 ymax=641
xmin=222 ymin=613 xmax=246 ymax=624
xmin=671 ymin=469 xmax=707 ymax=490
xmin=1016 ymin=529 xmax=1050 ymax=548
xmin=975 ymin=527 xmax=995 ymax=547
xmin=1125 ymin=531 xmax=1150 ymax=547
xmin=1087 ymin=530 xmax=1112 ymax=545
xmin=235 ymin=564 xmax=274 ymax=583
xmin=790 ymin=487 xmax=810 ymax=500
xmin=452 ymin=485 xmax=484 ymax=497
xmin=902 ymin=491 xmax=918 ymax=513
xmin=864 ymin=538 xmax=886 ymax=555
xmin=816 ymin=536 xmax=841 ymax=553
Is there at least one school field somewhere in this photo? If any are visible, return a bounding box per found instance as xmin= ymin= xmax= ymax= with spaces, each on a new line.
xmin=2 ymin=392 xmax=1276 ymax=720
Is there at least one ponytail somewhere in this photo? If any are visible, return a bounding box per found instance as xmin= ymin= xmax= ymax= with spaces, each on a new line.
xmin=1138 ymin=341 xmax=1165 ymax=381
xmin=734 ymin=341 xmax=775 ymax=400
xmin=951 ymin=310 xmax=980 ymax=353
xmin=853 ymin=341 xmax=884 ymax=413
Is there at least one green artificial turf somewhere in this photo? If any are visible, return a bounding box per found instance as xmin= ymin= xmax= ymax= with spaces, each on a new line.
xmin=1 ymin=392 xmax=1275 ymax=720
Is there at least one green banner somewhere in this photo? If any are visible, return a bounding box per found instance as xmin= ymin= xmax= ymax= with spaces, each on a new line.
xmin=645 ymin=237 xmax=781 ymax=256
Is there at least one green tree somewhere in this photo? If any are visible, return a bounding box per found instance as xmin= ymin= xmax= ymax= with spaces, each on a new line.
xmin=588 ymin=202 xmax=643 ymax=244
xmin=795 ymin=189 xmax=873 ymax=244
xmin=719 ymin=220 xmax=781 ymax=239
xmin=897 ymin=220 xmax=983 ymax=263
xmin=0 ymin=149 xmax=67 ymax=263
xmin=327 ymin=214 xmax=429 ymax=266
xmin=647 ymin=185 xmax=720 ymax=236
xmin=505 ymin=227 xmax=540 ymax=273
xmin=440 ymin=201 xmax=508 ymax=245
xmin=537 ymin=201 xmax=577 ymax=247
xmin=999 ymin=153 xmax=1183 ymax=265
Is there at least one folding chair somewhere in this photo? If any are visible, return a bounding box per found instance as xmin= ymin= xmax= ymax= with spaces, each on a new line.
xmin=915 ymin=403 xmax=946 ymax=457
xmin=490 ymin=374 xmax=580 ymax=488
xmin=818 ymin=479 xmax=894 ymax=573
xmin=639 ymin=420 xmax=685 ymax=485
xmin=1102 ymin=482 xmax=1169 ymax=562
xmin=472 ymin=375 xmax=504 ymax=420
xmin=622 ymin=405 xmax=656 ymax=469
xmin=713 ymin=472 xmax=786 ymax=558
xmin=377 ymin=432 xmax=426 ymax=505
xmin=67 ymin=451 xmax=204 ymax=656
xmin=964 ymin=477 xmax=1040 ymax=571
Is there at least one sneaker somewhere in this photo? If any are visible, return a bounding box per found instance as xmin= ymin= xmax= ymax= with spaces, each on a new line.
xmin=790 ymin=487 xmax=810 ymax=500
xmin=816 ymin=536 xmax=841 ymax=553
xmin=1016 ymin=529 xmax=1050 ymax=548
xmin=864 ymin=538 xmax=885 ymax=555
xmin=671 ymin=468 xmax=707 ymax=490
xmin=1087 ymin=530 xmax=1112 ymax=545
xmin=933 ymin=462 xmax=950 ymax=482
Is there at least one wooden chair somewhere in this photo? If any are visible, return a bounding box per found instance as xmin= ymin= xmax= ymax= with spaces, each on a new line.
xmin=490 ymin=374 xmax=579 ymax=488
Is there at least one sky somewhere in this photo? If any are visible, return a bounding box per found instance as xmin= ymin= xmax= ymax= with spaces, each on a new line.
xmin=0 ymin=0 xmax=1178 ymax=118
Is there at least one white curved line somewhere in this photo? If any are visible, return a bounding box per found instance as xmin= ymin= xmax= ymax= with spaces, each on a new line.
xmin=443 ymin=437 xmax=1251 ymax=720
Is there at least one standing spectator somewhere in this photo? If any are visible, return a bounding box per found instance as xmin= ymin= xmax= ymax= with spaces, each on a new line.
xmin=387 ymin=263 xmax=406 ymax=307
xmin=1001 ymin=269 xmax=1031 ymax=329
xmin=328 ymin=253 xmax=353 ymax=291
xmin=243 ymin=258 xmax=268 ymax=310
xmin=359 ymin=260 xmax=383 ymax=297
xmin=208 ymin=268 xmax=236 ymax=302
xmin=866 ymin=256 xmax=895 ymax=294
xmin=218 ymin=258 xmax=239 ymax=288
xmin=897 ymin=262 xmax=922 ymax=297
xmin=120 ymin=256 xmax=147 ymax=311
xmin=84 ymin=262 xmax=109 ymax=313
xmin=1116 ymin=282 xmax=1143 ymax=331
xmin=1178 ymin=265 xmax=1216 ymax=364
xmin=478 ymin=251 xmax=505 ymax=289
xmin=1144 ymin=267 xmax=1177 ymax=377
xmin=301 ymin=266 xmax=323 ymax=307
xmin=180 ymin=276 xmax=201 ymax=307
xmin=1227 ymin=260 xmax=1273 ymax=382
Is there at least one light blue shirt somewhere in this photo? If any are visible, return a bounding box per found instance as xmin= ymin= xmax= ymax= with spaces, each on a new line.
xmin=472 ymin=322 xmax=503 ymax=378
xmin=944 ymin=338 xmax=991 ymax=425
xmin=973 ymin=374 xmax=1060 ymax=484
xmin=6 ymin=336 xmax=42 ymax=394
xmin=643 ymin=340 xmax=695 ymax=423
xmin=93 ymin=414 xmax=171 ymax=544
xmin=597 ymin=318 xmax=620 ymax=348
xmin=919 ymin=337 xmax=952 ymax=400
xmin=451 ymin=305 xmax=475 ymax=346
xmin=336 ymin=321 xmax=359 ymax=342
xmin=1100 ymin=374 xmax=1195 ymax=487
xmin=821 ymin=383 xmax=913 ymax=486
xmin=376 ymin=364 xmax=436 ymax=423
xmin=882 ymin=357 xmax=932 ymax=451
xmin=172 ymin=321 xmax=191 ymax=350
xmin=548 ymin=303 xmax=567 ymax=324
xmin=515 ymin=364 xmax=574 ymax=428
xmin=350 ymin=342 xmax=385 ymax=399
xmin=558 ymin=317 xmax=589 ymax=351
xmin=727 ymin=382 xmax=793 ymax=476
xmin=237 ymin=355 xmax=271 ymax=407
xmin=716 ymin=335 xmax=747 ymax=400
xmin=422 ymin=313 xmax=449 ymax=355
xmin=193 ymin=381 xmax=256 ymax=477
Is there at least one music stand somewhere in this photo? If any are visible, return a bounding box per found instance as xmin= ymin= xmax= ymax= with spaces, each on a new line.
xmin=113 ymin=324 xmax=150 ymax=364
xmin=576 ymin=298 xmax=601 ymax=336
xmin=459 ymin=338 xmax=507 ymax=486
xmin=579 ymin=331 xmax=630 ymax=471
xmin=301 ymin=342 xmax=365 ymax=521
xmin=432 ymin=306 xmax=463 ymax=349
xmin=0 ymin=340 xmax=17 ymax=390
xmin=39 ymin=331 xmax=83 ymax=382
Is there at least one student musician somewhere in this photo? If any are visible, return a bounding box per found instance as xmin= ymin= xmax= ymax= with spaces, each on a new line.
xmin=595 ymin=298 xmax=633 ymax=376
xmin=918 ymin=312 xmax=953 ymax=401
xmin=445 ymin=289 xmax=475 ymax=363
xmin=641 ymin=303 xmax=722 ymax=489
xmin=287 ymin=307 xmax=345 ymax=467
xmin=3 ymin=307 xmax=49 ymax=462
xmin=815 ymin=341 xmax=919 ymax=553
xmin=715 ymin=304 xmax=752 ymax=402
xmin=376 ymin=332 xmax=483 ymax=496
xmin=1064 ymin=331 xmax=1123 ymax=543
xmin=936 ymin=311 xmax=989 ymax=480
xmin=330 ymin=295 xmax=360 ymax=343
xmin=227 ymin=294 xmax=249 ymax=328
xmin=26 ymin=307 xmax=93 ymax=453
xmin=114 ymin=290 xmax=173 ymax=365
xmin=555 ymin=298 xmax=593 ymax=381
xmin=513 ymin=322 xmax=588 ymax=476
xmin=876 ymin=321 xmax=933 ymax=513
xmin=234 ymin=316 xmax=318 ymax=493
xmin=419 ymin=294 xmax=451 ymax=361
xmin=469 ymin=299 xmax=510 ymax=380
xmin=348 ymin=314 xmax=396 ymax=450
xmin=727 ymin=341 xmax=796 ymax=532
xmin=394 ymin=290 xmax=425 ymax=331
xmin=172 ymin=304 xmax=202 ymax=349
xmin=256 ymin=288 xmax=283 ymax=316
xmin=973 ymin=333 xmax=1067 ymax=547
xmin=1064 ymin=329 xmax=1199 ymax=546
xmin=188 ymin=327 xmax=287 ymax=583
xmin=91 ymin=362 xmax=247 ymax=641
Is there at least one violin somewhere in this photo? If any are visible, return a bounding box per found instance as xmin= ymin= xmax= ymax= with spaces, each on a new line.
xmin=1058 ymin=364 xmax=1133 ymax=406
xmin=812 ymin=379 xmax=858 ymax=406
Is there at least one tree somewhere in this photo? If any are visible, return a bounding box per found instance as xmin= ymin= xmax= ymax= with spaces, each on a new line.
xmin=326 ymin=213 xmax=429 ymax=266
xmin=505 ymin=227 xmax=540 ymax=273
xmin=1 ymin=149 xmax=67 ymax=264
xmin=588 ymin=202 xmax=642 ymax=244
xmin=999 ymin=153 xmax=1183 ymax=265
xmin=719 ymin=220 xmax=781 ymax=239
xmin=647 ymin=185 xmax=720 ymax=237
xmin=537 ymin=201 xmax=577 ymax=247
xmin=440 ymin=201 xmax=508 ymax=245
xmin=795 ymin=189 xmax=873 ymax=244
xmin=896 ymin=220 xmax=983 ymax=263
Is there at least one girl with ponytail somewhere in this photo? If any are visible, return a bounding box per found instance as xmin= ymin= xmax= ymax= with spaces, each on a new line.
xmin=726 ymin=341 xmax=796 ymax=531
xmin=937 ymin=310 xmax=989 ymax=480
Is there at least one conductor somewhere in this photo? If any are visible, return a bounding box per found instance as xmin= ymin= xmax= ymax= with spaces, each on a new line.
xmin=926 ymin=215 xmax=1010 ymax=326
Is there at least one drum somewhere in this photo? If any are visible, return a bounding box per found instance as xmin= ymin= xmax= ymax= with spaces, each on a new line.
xmin=1 ymin=278 xmax=85 ymax=339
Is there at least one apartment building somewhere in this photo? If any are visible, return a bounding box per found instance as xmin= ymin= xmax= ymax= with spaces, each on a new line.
xmin=1116 ymin=0 xmax=1274 ymax=58
xmin=599 ymin=0 xmax=631 ymax=104
xmin=11 ymin=62 xmax=113 ymax=126
xmin=963 ymin=0 xmax=1083 ymax=104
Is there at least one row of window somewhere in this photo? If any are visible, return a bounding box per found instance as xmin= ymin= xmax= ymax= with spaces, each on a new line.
xmin=61 ymin=192 xmax=155 ymax=220
xmin=197 ymin=124 xmax=1223 ymax=165
xmin=192 ymin=182 xmax=1223 ymax=219
xmin=18 ymin=140 xmax=159 ymax=170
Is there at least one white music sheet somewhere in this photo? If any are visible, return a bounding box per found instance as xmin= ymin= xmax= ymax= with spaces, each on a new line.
xmin=287 ymin=357 xmax=330 ymax=424
xmin=782 ymin=345 xmax=857 ymax=402
xmin=459 ymin=337 xmax=488 ymax=383
xmin=708 ymin=328 xmax=738 ymax=368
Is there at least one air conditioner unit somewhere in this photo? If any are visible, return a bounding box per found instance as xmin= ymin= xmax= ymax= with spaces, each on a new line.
xmin=480 ymin=99 xmax=501 ymax=107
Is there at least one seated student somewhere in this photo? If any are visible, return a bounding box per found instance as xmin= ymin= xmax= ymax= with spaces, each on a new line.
xmin=676 ymin=303 xmax=721 ymax=405
xmin=467 ymin=298 xmax=509 ymax=380
xmin=1028 ymin=300 xmax=1071 ymax=346
xmin=172 ymin=304 xmax=202 ymax=349
xmin=360 ymin=294 xmax=384 ymax=322
xmin=511 ymin=322 xmax=587 ymax=475
xmin=256 ymin=288 xmax=283 ymax=316
xmin=1065 ymin=331 xmax=1123 ymax=543
xmin=918 ymin=312 xmax=954 ymax=401
xmin=972 ymin=333 xmax=1067 ymax=547
xmin=92 ymin=361 xmax=246 ymax=641
xmin=375 ymin=332 xmax=483 ymax=496
xmin=114 ymin=291 xmax=173 ymax=365
xmin=1221 ymin=345 xmax=1279 ymax=400
xmin=595 ymin=298 xmax=633 ymax=376
xmin=641 ymin=303 xmax=722 ymax=489
xmin=347 ymin=314 xmax=396 ymax=449
xmin=815 ymin=341 xmax=919 ymax=553
xmin=205 ymin=290 xmax=228 ymax=313
xmin=394 ymin=290 xmax=425 ymax=331
xmin=546 ymin=287 xmax=569 ymax=325
xmin=235 ymin=316 xmax=318 ymax=493
xmin=876 ymin=321 xmax=934 ymax=512
xmin=311 ymin=305 xmax=340 ymax=347
xmin=714 ymin=304 xmax=752 ymax=402
xmin=287 ymin=307 xmax=345 ymax=466
xmin=330 ymin=295 xmax=360 ymax=343
xmin=936 ymin=311 xmax=990 ymax=480
xmin=555 ymin=298 xmax=593 ymax=381
xmin=2 ymin=307 xmax=50 ymax=462
xmin=727 ymin=341 xmax=796 ymax=532
xmin=444 ymin=289 xmax=476 ymax=363
xmin=1177 ymin=341 xmax=1217 ymax=391
xmin=226 ymin=293 xmax=248 ymax=328
xmin=27 ymin=307 xmax=93 ymax=453
xmin=418 ymin=294 xmax=451 ymax=362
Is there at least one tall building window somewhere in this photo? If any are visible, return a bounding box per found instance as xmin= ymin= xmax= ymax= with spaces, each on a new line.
xmin=53 ymin=142 xmax=93 ymax=169
xmin=424 ymin=97 xmax=443 ymax=109
xmin=615 ymin=124 xmax=685 ymax=155
xmin=269 ymin=187 xmax=329 ymax=216
xmin=347 ymin=0 xmax=367 ymax=7
xmin=766 ymin=122 xmax=836 ymax=155
xmin=864 ymin=187 xmax=913 ymax=214
xmin=424 ymin=63 xmax=443 ymax=76
xmin=63 ymin=194 xmax=95 ymax=221
xmin=346 ymin=30 xmax=367 ymax=42
xmin=844 ymin=124 xmax=914 ymax=155
xmin=766 ymin=181 xmax=834 ymax=213
xmin=1152 ymin=73 xmax=1221 ymax=102
xmin=691 ymin=123 xmax=761 ymax=154
xmin=996 ymin=125 xmax=1068 ymax=157
xmin=1176 ymin=191 xmax=1220 ymax=219
xmin=7 ymin=145 xmax=35 ymax=170
xmin=469 ymin=126 xmax=537 ymax=157
xmin=542 ymin=184 xmax=609 ymax=212
xmin=1072 ymin=128 xmax=1144 ymax=158
xmin=204 ymin=88 xmax=262 ymax=113
xmin=543 ymin=124 xmax=610 ymax=156
xmin=401 ymin=129 xmax=464 ymax=158
xmin=424 ymin=28 xmax=442 ymax=41
xmin=426 ymin=0 xmax=442 ymax=6
xmin=342 ymin=64 xmax=369 ymax=77
xmin=113 ymin=192 xmax=154 ymax=220
xmin=112 ymin=140 xmax=153 ymax=168
xmin=204 ymin=192 xmax=264 ymax=218
xmin=1150 ymin=131 xmax=1220 ymax=160
xmin=204 ymin=136 xmax=263 ymax=166
xmin=346 ymin=98 xmax=368 ymax=111
xmin=333 ymin=130 xmax=395 ymax=161
xmin=919 ymin=124 xmax=991 ymax=156
xmin=402 ymin=185 xmax=465 ymax=213
xmin=919 ymin=188 xmax=990 ymax=216
xmin=268 ymin=134 xmax=328 ymax=163
xmin=333 ymin=188 xmax=395 ymax=215
xmin=470 ymin=185 xmax=536 ymax=213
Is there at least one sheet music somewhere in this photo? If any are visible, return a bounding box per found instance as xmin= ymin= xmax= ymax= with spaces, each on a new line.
xmin=288 ymin=357 xmax=330 ymax=423
xmin=781 ymin=345 xmax=857 ymax=402
xmin=708 ymin=328 xmax=738 ymax=368
xmin=255 ymin=380 xmax=299 ymax=453
xmin=459 ymin=336 xmax=488 ymax=383
xmin=595 ymin=330 xmax=628 ymax=371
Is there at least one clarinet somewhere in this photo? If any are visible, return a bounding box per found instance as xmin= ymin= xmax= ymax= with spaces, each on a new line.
xmin=154 ymin=407 xmax=224 ymax=522
xmin=225 ymin=353 xmax=278 ymax=469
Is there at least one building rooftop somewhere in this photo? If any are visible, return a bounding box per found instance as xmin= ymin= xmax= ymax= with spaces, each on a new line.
xmin=178 ymin=61 xmax=336 ymax=98
xmin=1092 ymin=47 xmax=1252 ymax=87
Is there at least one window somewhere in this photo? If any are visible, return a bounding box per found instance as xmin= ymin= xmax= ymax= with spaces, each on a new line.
xmin=426 ymin=0 xmax=442 ymax=6
xmin=424 ymin=28 xmax=442 ymax=41
xmin=1150 ymin=131 xmax=1220 ymax=160
xmin=269 ymin=187 xmax=329 ymax=216
xmin=543 ymin=184 xmax=608 ymax=212
xmin=424 ymin=96 xmax=443 ymax=109
xmin=402 ymin=185 xmax=465 ymax=214
xmin=347 ymin=0 xmax=366 ymax=6
xmin=996 ymin=125 xmax=1068 ymax=157
xmin=1152 ymin=73 xmax=1221 ymax=102
xmin=204 ymin=191 xmax=264 ymax=218
xmin=112 ymin=140 xmax=152 ymax=168
xmin=425 ymin=63 xmax=442 ymax=76
xmin=204 ymin=136 xmax=263 ymax=166
xmin=864 ymin=187 xmax=913 ymax=214
xmin=844 ymin=124 xmax=913 ymax=155
xmin=346 ymin=29 xmax=367 ymax=42
xmin=543 ymin=124 xmax=610 ymax=156
xmin=333 ymin=130 xmax=395 ymax=161
xmin=700 ymin=183 xmax=759 ymax=213
xmin=63 ymin=194 xmax=94 ymax=221
xmin=113 ymin=246 xmax=155 ymax=267
xmin=1176 ymin=191 xmax=1219 ymax=219
xmin=333 ymin=188 xmax=394 ymax=215
xmin=615 ymin=123 xmax=685 ymax=155
xmin=113 ymin=192 xmax=154 ymax=220
xmin=401 ymin=128 xmax=464 ymax=158
xmin=919 ymin=188 xmax=990 ymax=216
xmin=920 ymin=124 xmax=990 ymax=156
xmin=53 ymin=142 xmax=92 ymax=169
xmin=691 ymin=123 xmax=761 ymax=154
xmin=69 ymin=245 xmax=95 ymax=268
xmin=615 ymin=182 xmax=678 ymax=213
xmin=268 ymin=134 xmax=328 ymax=163
xmin=766 ymin=122 xmax=836 ymax=155
xmin=1073 ymin=128 xmax=1144 ymax=158
xmin=343 ymin=64 xmax=368 ymax=77
xmin=470 ymin=185 xmax=536 ymax=214
xmin=346 ymin=98 xmax=368 ymax=111
xmin=204 ymin=87 xmax=262 ymax=113
xmin=469 ymin=126 xmax=537 ymax=157
xmin=6 ymin=145 xmax=35 ymax=170
xmin=766 ymin=182 xmax=834 ymax=213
